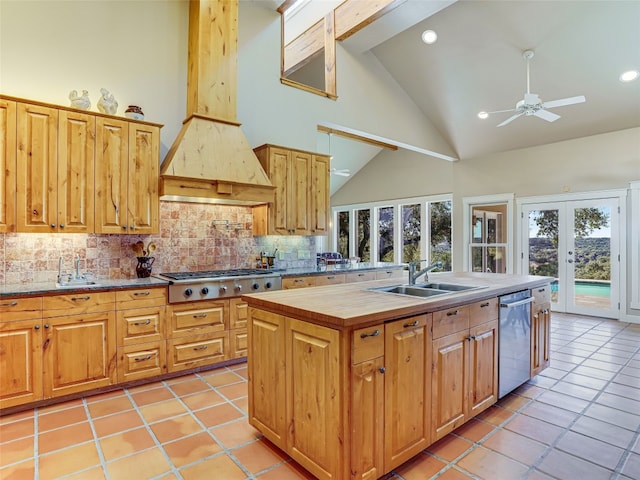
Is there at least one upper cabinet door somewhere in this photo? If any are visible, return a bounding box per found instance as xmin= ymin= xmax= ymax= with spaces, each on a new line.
xmin=58 ymin=110 xmax=95 ymax=233
xmin=127 ymin=123 xmax=159 ymax=234
xmin=95 ymin=117 xmax=129 ymax=234
xmin=0 ymin=99 xmax=17 ymax=233
xmin=290 ymin=150 xmax=311 ymax=235
xmin=310 ymin=154 xmax=330 ymax=235
xmin=16 ymin=102 xmax=58 ymax=232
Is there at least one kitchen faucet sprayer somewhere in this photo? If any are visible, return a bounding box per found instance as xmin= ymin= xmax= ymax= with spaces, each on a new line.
xmin=407 ymin=260 xmax=443 ymax=285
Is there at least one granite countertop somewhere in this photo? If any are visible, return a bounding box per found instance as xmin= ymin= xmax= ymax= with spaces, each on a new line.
xmin=0 ymin=277 xmax=169 ymax=298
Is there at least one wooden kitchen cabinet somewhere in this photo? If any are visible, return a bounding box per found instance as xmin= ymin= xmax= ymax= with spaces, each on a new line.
xmin=0 ymin=297 xmax=43 ymax=409
xmin=42 ymin=292 xmax=116 ymax=398
xmin=253 ymin=144 xmax=330 ymax=236
xmin=0 ymin=98 xmax=16 ymax=233
xmin=95 ymin=118 xmax=160 ymax=234
xmin=229 ymin=297 xmax=248 ymax=358
xmin=431 ymin=299 xmax=499 ymax=441
xmin=531 ymin=284 xmax=551 ymax=377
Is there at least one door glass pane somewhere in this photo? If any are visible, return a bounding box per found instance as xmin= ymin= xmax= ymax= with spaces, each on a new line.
xmin=528 ymin=209 xmax=559 ymax=302
xmin=431 ymin=201 xmax=452 ymax=271
xmin=470 ymin=246 xmax=506 ymax=273
xmin=378 ymin=207 xmax=394 ymax=262
xmin=573 ymin=206 xmax=611 ymax=308
xmin=356 ymin=209 xmax=370 ymax=262
xmin=337 ymin=211 xmax=349 ymax=258
xmin=402 ymin=204 xmax=420 ymax=262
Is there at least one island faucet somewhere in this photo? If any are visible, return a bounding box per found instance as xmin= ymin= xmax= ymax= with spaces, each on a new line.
xmin=407 ymin=260 xmax=443 ymax=285
xmin=75 ymin=254 xmax=81 ymax=279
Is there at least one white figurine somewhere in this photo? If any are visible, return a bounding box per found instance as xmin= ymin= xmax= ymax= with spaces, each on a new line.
xmin=97 ymin=88 xmax=118 ymax=115
xmin=68 ymin=89 xmax=91 ymax=110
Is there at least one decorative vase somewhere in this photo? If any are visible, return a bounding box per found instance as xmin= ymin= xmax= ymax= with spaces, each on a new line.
xmin=136 ymin=256 xmax=155 ymax=278
xmin=124 ymin=105 xmax=144 ymax=120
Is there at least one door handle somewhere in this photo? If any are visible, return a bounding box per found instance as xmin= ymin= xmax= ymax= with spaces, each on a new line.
xmin=567 ymin=259 xmax=574 ymax=263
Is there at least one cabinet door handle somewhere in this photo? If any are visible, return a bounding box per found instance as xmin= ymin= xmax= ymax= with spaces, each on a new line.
xmin=357 ymin=273 xmax=365 ymax=277
xmin=133 ymin=319 xmax=152 ymax=326
xmin=538 ymin=288 xmax=546 ymax=293
xmin=360 ymin=329 xmax=380 ymax=339
xmin=294 ymin=279 xmax=305 ymax=283
xmin=466 ymin=335 xmax=476 ymax=342
xmin=71 ymin=296 xmax=91 ymax=301
xmin=327 ymin=276 xmax=336 ymax=279
xmin=193 ymin=313 xmax=208 ymax=319
xmin=193 ymin=345 xmax=208 ymax=351
xmin=135 ymin=355 xmax=152 ymax=362
xmin=134 ymin=291 xmax=151 ymax=296
xmin=480 ymin=302 xmax=490 ymax=308
xmin=403 ymin=320 xmax=419 ymax=328
xmin=446 ymin=310 xmax=459 ymax=317
xmin=0 ymin=301 xmax=18 ymax=307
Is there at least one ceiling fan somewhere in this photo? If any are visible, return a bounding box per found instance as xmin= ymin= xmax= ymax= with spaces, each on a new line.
xmin=330 ymin=167 xmax=351 ymax=177
xmin=479 ymin=50 xmax=586 ymax=127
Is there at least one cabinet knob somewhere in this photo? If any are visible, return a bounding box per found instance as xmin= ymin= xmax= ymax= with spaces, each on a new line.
xmin=122 ymin=225 xmax=127 ymax=230
xmin=50 ymin=224 xmax=56 ymax=228
xmin=59 ymin=224 xmax=65 ymax=228
xmin=34 ymin=324 xmax=40 ymax=330
xmin=379 ymin=367 xmax=386 ymax=374
xmin=130 ymin=225 xmax=135 ymax=230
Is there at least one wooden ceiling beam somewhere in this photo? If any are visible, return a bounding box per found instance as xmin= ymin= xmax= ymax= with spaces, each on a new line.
xmin=317 ymin=125 xmax=398 ymax=151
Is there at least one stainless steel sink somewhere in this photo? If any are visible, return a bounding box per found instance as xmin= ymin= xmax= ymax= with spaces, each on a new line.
xmin=55 ymin=280 xmax=102 ymax=289
xmin=413 ymin=282 xmax=485 ymax=292
xmin=369 ymin=285 xmax=450 ymax=298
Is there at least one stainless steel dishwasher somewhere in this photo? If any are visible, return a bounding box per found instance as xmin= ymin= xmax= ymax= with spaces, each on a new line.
xmin=498 ymin=290 xmax=535 ymax=398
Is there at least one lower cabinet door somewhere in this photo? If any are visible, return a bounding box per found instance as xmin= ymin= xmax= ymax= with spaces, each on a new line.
xmin=351 ymin=357 xmax=385 ymax=480
xmin=0 ymin=319 xmax=43 ymax=408
xmin=167 ymin=332 xmax=228 ymax=372
xmin=230 ymin=328 xmax=247 ymax=359
xmin=43 ymin=312 xmax=116 ymax=398
xmin=117 ymin=341 xmax=166 ymax=382
xmin=468 ymin=319 xmax=499 ymax=417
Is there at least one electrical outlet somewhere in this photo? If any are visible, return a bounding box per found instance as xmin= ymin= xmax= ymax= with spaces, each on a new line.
xmin=298 ymin=250 xmax=310 ymax=259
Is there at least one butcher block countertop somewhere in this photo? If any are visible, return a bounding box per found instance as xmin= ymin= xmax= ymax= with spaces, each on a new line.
xmin=242 ymin=271 xmax=552 ymax=329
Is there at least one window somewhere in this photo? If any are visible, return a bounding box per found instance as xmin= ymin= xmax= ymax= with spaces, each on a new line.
xmin=332 ymin=195 xmax=452 ymax=268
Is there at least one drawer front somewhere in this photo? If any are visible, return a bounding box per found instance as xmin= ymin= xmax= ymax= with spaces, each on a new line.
xmin=433 ymin=305 xmax=470 ymax=338
xmin=117 ymin=341 xmax=166 ymax=382
xmin=116 ymin=287 xmax=167 ymax=309
xmin=43 ymin=291 xmax=116 ymax=317
xmin=282 ymin=276 xmax=315 ymax=289
xmin=0 ymin=297 xmax=42 ymax=321
xmin=314 ymin=274 xmax=345 ymax=286
xmin=167 ymin=332 xmax=228 ymax=372
xmin=230 ymin=327 xmax=247 ymax=359
xmin=345 ymin=271 xmax=376 ymax=283
xmin=117 ymin=306 xmax=165 ymax=346
xmin=469 ymin=297 xmax=499 ymax=327
xmin=375 ymin=269 xmax=405 ymax=280
xmin=168 ymin=301 xmax=228 ymax=337
xmin=230 ymin=298 xmax=248 ymax=329
xmin=532 ymin=284 xmax=551 ymax=304
xmin=352 ymin=324 xmax=384 ymax=364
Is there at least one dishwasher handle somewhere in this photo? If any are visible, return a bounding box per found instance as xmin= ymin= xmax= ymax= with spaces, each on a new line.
xmin=500 ymin=297 xmax=534 ymax=308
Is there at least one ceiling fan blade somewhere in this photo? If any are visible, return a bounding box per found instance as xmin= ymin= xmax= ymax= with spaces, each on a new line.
xmin=485 ymin=108 xmax=517 ymax=115
xmin=542 ymin=95 xmax=586 ymax=109
xmin=534 ymin=109 xmax=561 ymax=122
xmin=497 ymin=112 xmax=524 ymax=127
xmin=330 ymin=168 xmax=351 ymax=177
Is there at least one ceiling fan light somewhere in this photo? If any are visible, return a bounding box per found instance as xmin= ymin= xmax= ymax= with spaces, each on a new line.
xmin=421 ymin=30 xmax=437 ymax=44
xmin=620 ymin=70 xmax=639 ymax=82
xmin=478 ymin=111 xmax=489 ymax=119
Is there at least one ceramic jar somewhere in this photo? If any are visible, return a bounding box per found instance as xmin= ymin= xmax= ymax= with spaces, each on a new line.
xmin=136 ymin=256 xmax=155 ymax=278
xmin=125 ymin=105 xmax=144 ymax=120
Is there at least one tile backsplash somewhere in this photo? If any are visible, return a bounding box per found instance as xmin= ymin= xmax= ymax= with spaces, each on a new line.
xmin=0 ymin=202 xmax=323 ymax=285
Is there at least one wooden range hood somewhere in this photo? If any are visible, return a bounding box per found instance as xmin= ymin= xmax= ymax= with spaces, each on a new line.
xmin=159 ymin=0 xmax=275 ymax=205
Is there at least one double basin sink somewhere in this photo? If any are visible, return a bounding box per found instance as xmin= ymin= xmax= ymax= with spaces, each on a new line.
xmin=369 ymin=282 xmax=486 ymax=298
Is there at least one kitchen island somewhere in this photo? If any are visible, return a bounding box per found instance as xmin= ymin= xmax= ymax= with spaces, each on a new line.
xmin=242 ymin=272 xmax=552 ymax=480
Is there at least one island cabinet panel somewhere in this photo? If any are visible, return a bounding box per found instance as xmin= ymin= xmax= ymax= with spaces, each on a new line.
xmin=248 ymin=308 xmax=287 ymax=449
xmin=286 ymin=318 xmax=342 ymax=479
xmin=531 ymin=284 xmax=551 ymax=376
xmin=468 ymin=319 xmax=499 ymax=417
xmin=0 ymin=98 xmax=17 ymax=233
xmin=383 ymin=315 xmax=432 ymax=472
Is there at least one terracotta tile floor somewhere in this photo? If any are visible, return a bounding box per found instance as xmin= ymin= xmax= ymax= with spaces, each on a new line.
xmin=1 ymin=313 xmax=639 ymax=480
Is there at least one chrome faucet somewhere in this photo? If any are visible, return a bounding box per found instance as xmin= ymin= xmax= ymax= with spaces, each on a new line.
xmin=75 ymin=254 xmax=82 ymax=279
xmin=407 ymin=260 xmax=443 ymax=285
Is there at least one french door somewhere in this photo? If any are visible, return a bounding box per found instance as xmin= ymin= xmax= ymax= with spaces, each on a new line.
xmin=520 ymin=198 xmax=620 ymax=319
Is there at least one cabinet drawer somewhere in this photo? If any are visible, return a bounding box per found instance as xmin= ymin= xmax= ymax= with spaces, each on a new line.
xmin=117 ymin=306 xmax=165 ymax=346
xmin=167 ymin=300 xmax=228 ymax=337
xmin=117 ymin=341 xmax=166 ymax=382
xmin=433 ymin=305 xmax=470 ymax=339
xmin=532 ymin=284 xmax=551 ymax=304
xmin=282 ymin=276 xmax=315 ymax=289
xmin=352 ymin=325 xmax=384 ymax=364
xmin=0 ymin=297 xmax=42 ymax=321
xmin=43 ymin=291 xmax=116 ymax=317
xmin=116 ymin=287 xmax=167 ymax=309
xmin=469 ymin=298 xmax=499 ymax=327
xmin=230 ymin=327 xmax=247 ymax=359
xmin=167 ymin=332 xmax=228 ymax=372
xmin=345 ymin=271 xmax=376 ymax=283
xmin=315 ymin=273 xmax=345 ymax=286
xmin=230 ymin=298 xmax=248 ymax=329
xmin=375 ymin=269 xmax=405 ymax=280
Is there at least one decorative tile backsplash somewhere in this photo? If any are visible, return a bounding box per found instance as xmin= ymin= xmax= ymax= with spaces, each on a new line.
xmin=0 ymin=202 xmax=323 ymax=285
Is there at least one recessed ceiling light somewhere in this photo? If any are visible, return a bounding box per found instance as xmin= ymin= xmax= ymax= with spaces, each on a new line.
xmin=478 ymin=111 xmax=489 ymax=120
xmin=620 ymin=70 xmax=639 ymax=82
xmin=421 ymin=30 xmax=437 ymax=44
